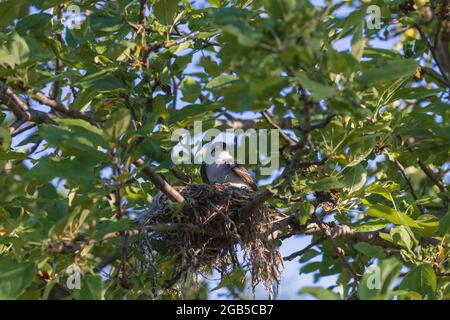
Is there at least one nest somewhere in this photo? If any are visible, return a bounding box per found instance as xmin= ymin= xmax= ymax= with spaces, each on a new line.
xmin=136 ymin=183 xmax=284 ymax=298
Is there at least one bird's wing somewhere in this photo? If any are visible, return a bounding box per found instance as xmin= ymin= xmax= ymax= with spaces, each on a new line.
xmin=231 ymin=163 xmax=258 ymax=191
xmin=200 ymin=163 xmax=210 ymax=184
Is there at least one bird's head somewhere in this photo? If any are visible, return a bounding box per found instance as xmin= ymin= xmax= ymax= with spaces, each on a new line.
xmin=208 ymin=141 xmax=231 ymax=163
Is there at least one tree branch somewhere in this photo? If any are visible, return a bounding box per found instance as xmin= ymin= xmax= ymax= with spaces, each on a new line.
xmin=52 ymin=3 xmax=63 ymax=101
xmin=284 ymin=238 xmax=323 ymax=261
xmin=48 ymin=223 xmax=207 ymax=254
xmin=215 ymin=115 xmax=259 ymax=130
xmin=261 ymin=110 xmax=297 ymax=146
xmin=405 ymin=142 xmax=447 ymax=195
xmin=311 ymin=212 xmax=361 ymax=282
xmin=30 ymin=90 xmax=97 ymax=126
xmin=134 ymin=158 xmax=185 ymax=203
xmin=390 ymin=155 xmax=425 ymax=214
xmin=0 ymin=83 xmax=55 ymax=124
xmin=421 ymin=66 xmax=450 ymax=87
xmin=414 ymin=22 xmax=450 ymax=84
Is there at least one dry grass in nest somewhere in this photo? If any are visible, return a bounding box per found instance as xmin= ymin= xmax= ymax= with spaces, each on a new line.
xmin=136 ymin=183 xmax=284 ymax=298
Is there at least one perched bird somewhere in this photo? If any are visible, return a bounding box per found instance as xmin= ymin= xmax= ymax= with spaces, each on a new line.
xmin=201 ymin=142 xmax=258 ymax=191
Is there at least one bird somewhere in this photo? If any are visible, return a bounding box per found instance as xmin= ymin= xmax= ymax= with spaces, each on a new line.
xmin=200 ymin=141 xmax=258 ymax=191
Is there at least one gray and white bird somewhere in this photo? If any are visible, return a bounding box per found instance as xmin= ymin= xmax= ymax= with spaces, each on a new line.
xmin=200 ymin=142 xmax=258 ymax=191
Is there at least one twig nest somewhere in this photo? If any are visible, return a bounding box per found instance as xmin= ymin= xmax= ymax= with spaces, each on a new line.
xmin=137 ymin=183 xmax=284 ymax=298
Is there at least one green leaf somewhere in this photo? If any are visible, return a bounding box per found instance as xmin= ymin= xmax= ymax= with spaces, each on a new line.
xmin=390 ymin=225 xmax=413 ymax=250
xmin=0 ymin=1 xmax=27 ymax=27
xmin=0 ymin=127 xmax=11 ymax=151
xmin=300 ymin=287 xmax=339 ymax=300
xmin=103 ymin=108 xmax=131 ymax=142
xmin=340 ymin=164 xmax=367 ymax=194
xmin=181 ymin=76 xmax=201 ymax=102
xmin=213 ymin=8 xmax=262 ymax=47
xmin=153 ymin=0 xmax=178 ymax=25
xmin=0 ymin=150 xmax=27 ymax=160
xmin=92 ymin=219 xmax=133 ymax=240
xmin=358 ymin=258 xmax=402 ymax=300
xmin=354 ymin=242 xmax=386 ymax=259
xmin=16 ymin=13 xmax=52 ymax=35
xmin=362 ymin=200 xmax=420 ymax=228
xmin=89 ymin=13 xmax=123 ymax=33
xmin=73 ymin=71 xmax=128 ymax=110
xmin=77 ymin=275 xmax=104 ymax=300
xmin=206 ymin=74 xmax=238 ymax=90
xmin=295 ymin=72 xmax=332 ymax=101
xmin=351 ymin=37 xmax=367 ymax=62
xmin=299 ymin=249 xmax=321 ymax=263
xmin=366 ymin=183 xmax=397 ymax=202
xmin=0 ymin=32 xmax=29 ymax=67
xmin=0 ymin=258 xmax=37 ymax=299
xmin=300 ymin=262 xmax=321 ymax=274
xmin=153 ymin=94 xmax=169 ymax=119
xmin=391 ymin=87 xmax=441 ymax=101
xmin=311 ymin=176 xmax=345 ymax=192
xmin=211 ymin=267 xmax=246 ymax=292
xmin=358 ymin=59 xmax=417 ymax=85
xmin=169 ymin=103 xmax=217 ymax=125
xmin=78 ymin=71 xmax=127 ymax=93
xmin=39 ymin=119 xmax=107 ymax=163
xmin=208 ymin=0 xmax=222 ymax=8
xmin=415 ymin=214 xmax=439 ymax=237
xmin=263 ymin=0 xmax=296 ymax=20
xmin=345 ymin=135 xmax=376 ymax=167
xmin=353 ymin=219 xmax=388 ymax=232
xmin=25 ymin=158 xmax=96 ymax=190
xmin=399 ymin=264 xmax=436 ymax=299
xmin=439 ymin=208 xmax=450 ymax=235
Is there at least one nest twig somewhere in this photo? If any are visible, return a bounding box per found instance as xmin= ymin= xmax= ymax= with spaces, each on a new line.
xmin=136 ymin=183 xmax=284 ymax=298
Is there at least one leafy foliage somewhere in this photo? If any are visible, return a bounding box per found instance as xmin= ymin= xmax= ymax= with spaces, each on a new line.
xmin=0 ymin=0 xmax=449 ymax=300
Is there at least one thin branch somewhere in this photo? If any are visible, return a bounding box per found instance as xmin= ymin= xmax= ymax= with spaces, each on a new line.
xmin=139 ymin=0 xmax=149 ymax=67
xmin=433 ymin=1 xmax=448 ymax=50
xmin=171 ymin=75 xmax=178 ymax=110
xmin=390 ymin=155 xmax=424 ymax=214
xmin=0 ymin=83 xmax=55 ymax=123
xmin=407 ymin=145 xmax=447 ymax=194
xmin=299 ymin=86 xmax=313 ymax=146
xmin=311 ymin=212 xmax=361 ymax=282
xmin=261 ymin=110 xmax=297 ymax=146
xmin=311 ymin=114 xmax=336 ymax=130
xmin=8 ymin=120 xmax=25 ymax=134
xmin=215 ymin=112 xmax=259 ymax=130
xmin=284 ymin=238 xmax=323 ymax=261
xmin=112 ymin=153 xmax=130 ymax=287
xmin=139 ymin=0 xmax=146 ymax=26
xmin=403 ymin=138 xmax=448 ymax=205
xmin=421 ymin=66 xmax=450 ymax=87
xmin=52 ymin=3 xmax=63 ymax=101
xmin=134 ymin=158 xmax=185 ymax=203
xmin=417 ymin=159 xmax=448 ymax=194
xmin=414 ymin=23 xmax=450 ymax=84
xmin=10 ymin=123 xmax=36 ymax=137
xmin=48 ymin=223 xmax=208 ymax=254
xmin=30 ymin=90 xmax=97 ymax=126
